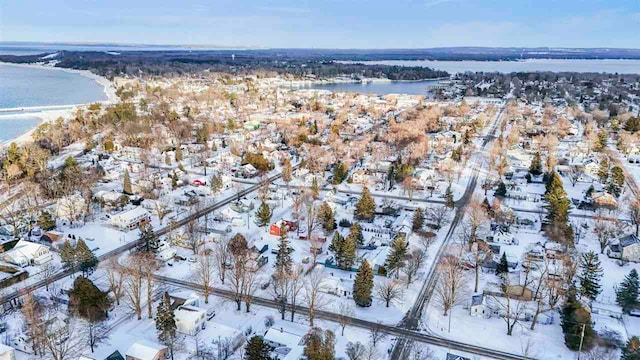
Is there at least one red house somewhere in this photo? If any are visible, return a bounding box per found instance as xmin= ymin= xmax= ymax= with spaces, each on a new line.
xmin=269 ymin=220 xmax=298 ymax=236
xmin=193 ymin=179 xmax=206 ymax=186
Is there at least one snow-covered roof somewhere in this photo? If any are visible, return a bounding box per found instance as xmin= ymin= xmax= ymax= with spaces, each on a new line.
xmin=126 ymin=341 xmax=166 ymax=360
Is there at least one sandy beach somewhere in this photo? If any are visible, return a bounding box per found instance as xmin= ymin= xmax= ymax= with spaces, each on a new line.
xmin=0 ymin=62 xmax=118 ymax=147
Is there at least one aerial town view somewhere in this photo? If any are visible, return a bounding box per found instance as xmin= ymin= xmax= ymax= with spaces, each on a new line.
xmin=0 ymin=1 xmax=640 ymax=360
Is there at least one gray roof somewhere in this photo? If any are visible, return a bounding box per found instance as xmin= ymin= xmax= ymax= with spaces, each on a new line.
xmin=620 ymin=234 xmax=640 ymax=248
xmin=471 ymin=295 xmax=484 ymax=306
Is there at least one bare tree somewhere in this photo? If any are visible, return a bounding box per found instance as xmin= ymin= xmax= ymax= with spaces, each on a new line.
xmin=337 ymin=302 xmax=354 ymax=336
xmin=402 ymin=249 xmax=426 ymax=286
xmin=304 ymin=270 xmax=328 ymax=327
xmin=194 ymin=252 xmax=214 ymax=304
xmin=434 ymin=251 xmax=468 ymax=317
xmin=81 ymin=319 xmax=110 ymax=354
xmin=40 ymin=262 xmax=58 ymax=292
xmin=470 ymin=241 xmax=492 ymax=293
xmin=212 ymin=237 xmax=231 ymax=284
xmin=288 ymin=266 xmax=305 ymax=322
xmin=103 ymin=257 xmax=125 ymax=306
xmin=568 ymin=166 xmax=583 ymax=187
xmin=405 ymin=343 xmax=436 ymax=360
xmin=489 ymin=274 xmax=527 ymax=336
xmin=44 ymin=318 xmax=84 ymax=360
xmin=153 ymin=198 xmax=171 ymax=225
xmin=628 ymin=194 xmax=640 ymax=236
xmin=464 ymin=197 xmax=489 ymax=250
xmin=593 ymin=214 xmax=617 ymax=254
xmin=375 ymin=279 xmax=404 ymax=307
xmin=303 ymin=193 xmax=319 ymax=241
xmin=123 ymin=255 xmax=145 ymax=320
xmin=427 ymin=205 xmax=450 ymax=229
xmin=369 ymin=322 xmax=386 ymax=347
xmin=139 ymin=253 xmax=159 ymax=319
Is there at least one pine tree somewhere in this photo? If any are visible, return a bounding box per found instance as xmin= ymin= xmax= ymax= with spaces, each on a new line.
xmin=311 ymin=177 xmax=320 ymax=200
xmin=76 ymin=239 xmax=98 ymax=276
xmin=622 ymin=336 xmax=640 ymax=360
xmin=445 ymin=185 xmax=454 ymax=209
xmin=349 ymin=223 xmax=364 ymax=246
xmin=138 ymin=222 xmax=159 ymax=253
xmin=412 ymin=208 xmax=424 ymax=231
xmin=495 ymin=253 xmax=509 ymax=275
xmin=578 ymin=251 xmax=603 ymax=301
xmin=123 ymin=169 xmax=133 ymax=195
xmin=318 ymin=202 xmax=336 ymax=232
xmin=598 ymin=157 xmax=609 ymax=183
xmin=37 ymin=211 xmax=56 ymax=231
xmin=617 ymin=269 xmax=640 ymax=313
xmin=495 ymin=181 xmax=507 ymax=197
xmin=68 ymin=276 xmax=112 ymax=322
xmin=561 ymin=288 xmax=594 ymax=351
xmin=354 ymin=187 xmax=375 ymax=221
xmin=60 ymin=240 xmax=77 ymax=271
xmin=530 ymin=152 xmax=543 ymax=175
xmin=303 ymin=328 xmax=335 ymax=360
xmin=329 ymin=231 xmax=343 ymax=254
xmin=332 ymin=162 xmax=348 ymax=184
xmin=275 ymin=224 xmax=293 ymax=275
xmin=256 ymin=201 xmax=271 ymax=227
xmin=210 ymin=174 xmax=224 ymax=193
xmin=245 ymin=335 xmax=273 ymax=360
xmin=353 ymin=261 xmax=373 ymax=307
xmin=155 ymin=292 xmax=178 ymax=359
xmin=609 ymin=165 xmax=625 ymax=197
xmin=596 ymin=129 xmax=608 ymax=152
xmin=281 ymin=158 xmax=292 ymax=185
xmin=385 ymin=233 xmax=408 ymax=277
xmin=338 ymin=232 xmax=356 ymax=270
xmin=544 ymin=171 xmax=573 ymax=245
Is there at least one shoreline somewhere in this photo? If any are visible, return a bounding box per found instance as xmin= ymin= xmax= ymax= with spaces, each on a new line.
xmin=0 ymin=62 xmax=118 ymax=147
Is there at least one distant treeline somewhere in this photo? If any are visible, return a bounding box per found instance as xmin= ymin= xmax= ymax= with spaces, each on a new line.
xmin=0 ymin=51 xmax=447 ymax=80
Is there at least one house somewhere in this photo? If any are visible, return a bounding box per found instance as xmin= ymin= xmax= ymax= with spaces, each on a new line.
xmin=351 ymin=169 xmax=369 ymax=184
xmin=125 ymin=341 xmax=167 ymax=360
xmin=319 ymin=277 xmax=351 ymax=297
xmin=469 ymin=294 xmax=488 ymax=318
xmin=591 ymin=302 xmax=623 ymax=319
xmin=608 ymin=234 xmax=640 ymax=261
xmin=591 ymin=191 xmax=618 ymax=209
xmin=446 ymin=354 xmax=471 ymax=360
xmin=110 ymin=207 xmax=151 ymax=231
xmin=80 ymin=350 xmax=124 ymax=360
xmin=263 ymin=327 xmax=306 ymax=360
xmin=175 ymin=305 xmax=207 ymax=335
xmin=3 ymin=240 xmax=53 ymax=267
xmin=269 ymin=220 xmax=297 ymax=236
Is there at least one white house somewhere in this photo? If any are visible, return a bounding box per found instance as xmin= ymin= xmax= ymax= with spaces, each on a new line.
xmin=351 ymin=169 xmax=369 ymax=185
xmin=470 ymin=294 xmax=488 ymax=318
xmin=110 ymin=207 xmax=151 ymax=231
xmin=3 ymin=240 xmax=52 ymax=267
xmin=174 ymin=305 xmax=206 ymax=336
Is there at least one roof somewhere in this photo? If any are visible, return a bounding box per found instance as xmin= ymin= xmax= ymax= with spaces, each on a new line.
xmin=620 ymin=234 xmax=640 ymax=248
xmin=446 ymin=354 xmax=471 ymax=360
xmin=175 ymin=305 xmax=206 ymax=323
xmin=111 ymin=206 xmax=149 ymax=222
xmin=471 ymin=294 xmax=484 ymax=306
xmin=126 ymin=340 xmax=167 ymax=360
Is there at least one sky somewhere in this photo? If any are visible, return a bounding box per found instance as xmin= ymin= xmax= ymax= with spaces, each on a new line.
xmin=1 ymin=0 xmax=639 ymax=49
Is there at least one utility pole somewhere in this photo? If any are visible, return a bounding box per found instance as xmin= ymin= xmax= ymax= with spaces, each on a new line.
xmin=577 ymin=323 xmax=586 ymax=360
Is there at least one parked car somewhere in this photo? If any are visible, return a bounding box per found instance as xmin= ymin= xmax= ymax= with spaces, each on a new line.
xmin=206 ymin=308 xmax=216 ymax=321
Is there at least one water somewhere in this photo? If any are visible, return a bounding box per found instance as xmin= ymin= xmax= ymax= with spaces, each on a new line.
xmin=0 ymin=63 xmax=108 ymax=143
xmin=339 ymin=59 xmax=640 ymax=75
xmin=301 ymin=80 xmax=440 ymax=96
xmin=0 ymin=116 xmax=41 ymax=142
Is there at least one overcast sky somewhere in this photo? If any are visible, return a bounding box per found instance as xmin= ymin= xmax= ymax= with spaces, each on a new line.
xmin=1 ymin=0 xmax=639 ymax=49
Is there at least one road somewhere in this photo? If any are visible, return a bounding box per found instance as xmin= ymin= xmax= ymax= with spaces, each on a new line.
xmin=391 ymin=105 xmax=506 ymax=359
xmin=152 ymin=274 xmax=529 ymax=360
xmin=0 ymin=167 xmax=291 ymax=307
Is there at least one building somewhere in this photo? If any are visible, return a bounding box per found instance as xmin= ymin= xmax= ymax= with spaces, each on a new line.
xmin=470 ymin=294 xmax=488 ymax=318
xmin=175 ymin=305 xmax=207 ymax=335
xmin=110 ymin=207 xmax=151 ymax=231
xmin=351 ymin=169 xmax=369 ymax=185
xmin=125 ymin=341 xmax=167 ymax=360
xmin=608 ymin=234 xmax=640 ymax=261
xmin=3 ymin=240 xmax=52 ymax=267
xmin=0 ymin=344 xmax=15 ymax=360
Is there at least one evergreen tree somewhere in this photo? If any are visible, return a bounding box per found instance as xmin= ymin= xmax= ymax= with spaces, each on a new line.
xmin=317 ymin=202 xmax=336 ymax=232
xmin=274 ymin=224 xmax=293 ymax=275
xmin=529 ymin=152 xmax=543 ymax=176
xmin=256 ymin=201 xmax=272 ymax=227
xmin=385 ymin=233 xmax=408 ymax=278
xmin=445 ymin=185 xmax=454 ymax=208
xmin=338 ymin=231 xmax=356 ymax=270
xmin=348 ymin=223 xmax=364 ymax=247
xmin=311 ymin=177 xmax=320 ymax=200
xmin=210 ymin=174 xmax=224 ymax=193
xmin=60 ymin=240 xmax=77 ymax=271
xmin=495 ymin=181 xmax=507 ymax=197
xmin=68 ymin=276 xmax=112 ymax=322
xmin=578 ymin=251 xmax=603 ymax=301
xmin=37 ymin=211 xmax=56 ymax=231
xmin=76 ymin=239 xmax=98 ymax=276
xmin=624 ymin=117 xmax=640 ymax=133
xmin=281 ymin=158 xmax=292 ymax=185
xmin=354 ymin=187 xmax=375 ymax=221
xmin=244 ymin=335 xmax=273 ymax=360
xmin=332 ymin=162 xmax=348 ymax=184
xmin=495 ymin=253 xmax=509 ymax=275
xmin=123 ymin=169 xmax=133 ymax=195
xmin=598 ymin=157 xmax=609 ymax=183
xmin=561 ymin=288 xmax=594 ymax=351
xmin=616 ymin=269 xmax=640 ymax=313
xmin=329 ymin=231 xmax=343 ymax=254
xmin=412 ymin=208 xmax=424 ymax=231
xmin=353 ymin=261 xmax=373 ymax=307
xmin=155 ymin=292 xmax=178 ymax=360
xmin=622 ymin=336 xmax=640 ymax=360
xmin=303 ymin=328 xmax=335 ymax=360
xmin=609 ymin=165 xmax=625 ymax=197
xmin=138 ymin=222 xmax=159 ymax=253
xmin=596 ymin=129 xmax=608 ymax=152
xmin=544 ymin=172 xmax=573 ymax=245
